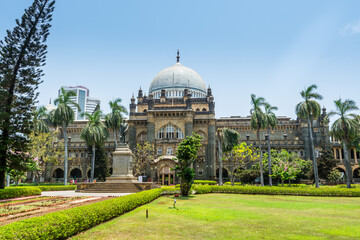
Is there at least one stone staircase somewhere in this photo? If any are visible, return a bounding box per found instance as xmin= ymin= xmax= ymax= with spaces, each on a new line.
xmin=76 ymin=182 xmax=158 ymax=193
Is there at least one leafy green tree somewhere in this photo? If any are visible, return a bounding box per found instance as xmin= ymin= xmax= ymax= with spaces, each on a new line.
xmin=238 ymin=169 xmax=260 ymax=184
xmin=28 ymin=131 xmax=64 ymax=184
xmin=87 ymin=144 xmax=109 ymax=181
xmin=133 ymin=142 xmax=155 ymax=178
xmin=328 ymin=98 xmax=359 ymax=188
xmin=271 ymin=150 xmax=308 ymax=186
xmin=327 ymin=169 xmax=343 ymax=184
xmin=263 ymin=104 xmax=278 ymax=186
xmin=175 ymin=134 xmax=202 ymax=196
xmin=250 ymin=94 xmax=268 ymax=186
xmin=295 ymin=84 xmax=323 ymax=188
xmin=218 ymin=128 xmax=239 ymax=185
xmin=0 ymin=0 xmax=55 ymax=189
xmin=308 ymin=148 xmax=339 ymax=181
xmin=223 ymin=142 xmax=258 ymax=185
xmin=50 ymin=87 xmax=79 ymax=185
xmin=81 ymin=110 xmax=109 ymax=181
xmin=105 ymin=98 xmax=127 ymax=148
xmin=33 ymin=106 xmax=50 ymax=133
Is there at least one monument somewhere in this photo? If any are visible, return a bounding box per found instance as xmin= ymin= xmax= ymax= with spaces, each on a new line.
xmin=106 ymin=122 xmax=138 ymax=183
xmin=76 ymin=122 xmax=158 ymax=193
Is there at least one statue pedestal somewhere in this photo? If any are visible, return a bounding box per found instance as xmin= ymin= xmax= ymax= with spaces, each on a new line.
xmin=76 ymin=144 xmax=159 ymax=193
xmin=106 ymin=144 xmax=138 ymax=183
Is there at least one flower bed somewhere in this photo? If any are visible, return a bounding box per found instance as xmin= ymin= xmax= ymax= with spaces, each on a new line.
xmin=0 ymin=188 xmax=162 ymax=239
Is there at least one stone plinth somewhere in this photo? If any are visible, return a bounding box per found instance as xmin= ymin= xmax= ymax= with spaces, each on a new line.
xmin=106 ymin=144 xmax=138 ymax=183
xmin=76 ymin=144 xmax=159 ymax=193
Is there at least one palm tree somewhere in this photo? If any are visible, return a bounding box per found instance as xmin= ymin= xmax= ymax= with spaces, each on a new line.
xmin=328 ymin=99 xmax=359 ymax=188
xmin=263 ymin=104 xmax=278 ymax=187
xmin=51 ymin=87 xmax=79 ymax=185
xmin=250 ymin=94 xmax=268 ymax=186
xmin=295 ymin=84 xmax=322 ymax=188
xmin=105 ymin=98 xmax=127 ymax=148
xmin=33 ymin=106 xmax=49 ymax=133
xmin=81 ymin=110 xmax=109 ymax=181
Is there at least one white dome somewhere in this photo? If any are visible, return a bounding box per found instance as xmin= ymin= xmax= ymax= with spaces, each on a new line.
xmin=149 ymin=62 xmax=207 ymax=98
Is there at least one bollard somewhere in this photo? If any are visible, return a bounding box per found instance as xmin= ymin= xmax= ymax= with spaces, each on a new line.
xmin=146 ymin=209 xmax=148 ymax=218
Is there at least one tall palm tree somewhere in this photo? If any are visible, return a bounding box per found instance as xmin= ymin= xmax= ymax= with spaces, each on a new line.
xmin=263 ymin=104 xmax=278 ymax=187
xmin=328 ymin=99 xmax=359 ymax=188
xmin=81 ymin=110 xmax=109 ymax=181
xmin=250 ymin=94 xmax=267 ymax=186
xmin=105 ymin=98 xmax=127 ymax=148
xmin=33 ymin=106 xmax=49 ymax=133
xmin=295 ymin=84 xmax=322 ymax=188
xmin=51 ymin=87 xmax=79 ymax=185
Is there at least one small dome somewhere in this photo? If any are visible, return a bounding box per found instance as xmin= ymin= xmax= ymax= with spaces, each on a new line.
xmin=45 ymin=103 xmax=56 ymax=112
xmin=149 ymin=62 xmax=207 ymax=98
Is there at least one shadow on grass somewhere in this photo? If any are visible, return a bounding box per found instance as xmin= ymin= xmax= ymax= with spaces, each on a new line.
xmin=169 ymin=196 xmax=196 ymax=200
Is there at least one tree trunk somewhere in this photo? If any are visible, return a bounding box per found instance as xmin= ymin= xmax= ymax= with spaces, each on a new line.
xmin=64 ymin=125 xmax=68 ymax=185
xmin=343 ymin=141 xmax=352 ymax=188
xmin=218 ymin=135 xmax=223 ymax=186
xmin=114 ymin=131 xmax=117 ymax=149
xmin=307 ymin=116 xmax=319 ymax=188
xmin=257 ymin=129 xmax=264 ymax=186
xmin=91 ymin=144 xmax=96 ymax=181
xmin=267 ymin=127 xmax=272 ymax=187
xmin=288 ymin=179 xmax=291 ymax=187
xmin=6 ymin=173 xmax=10 ymax=187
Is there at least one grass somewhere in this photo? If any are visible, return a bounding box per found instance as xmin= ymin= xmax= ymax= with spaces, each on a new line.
xmin=72 ymin=194 xmax=360 ymax=240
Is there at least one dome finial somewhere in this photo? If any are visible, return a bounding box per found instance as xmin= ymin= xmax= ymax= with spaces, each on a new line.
xmin=176 ymin=49 xmax=180 ymax=63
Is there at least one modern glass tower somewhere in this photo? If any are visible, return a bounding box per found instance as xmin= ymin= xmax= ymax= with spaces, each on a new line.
xmin=58 ymin=86 xmax=100 ymax=120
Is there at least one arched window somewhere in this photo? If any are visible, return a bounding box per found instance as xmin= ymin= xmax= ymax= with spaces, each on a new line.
xmin=137 ymin=132 xmax=147 ymax=142
xmin=166 ymin=147 xmax=173 ymax=155
xmin=157 ymin=147 xmax=163 ymax=155
xmin=176 ymin=128 xmax=184 ymax=139
xmin=196 ymin=108 xmax=200 ymax=112
xmin=166 ymin=124 xmax=175 ymax=138
xmin=202 ymin=108 xmax=207 ymax=111
xmin=157 ymin=128 xmax=164 ymax=139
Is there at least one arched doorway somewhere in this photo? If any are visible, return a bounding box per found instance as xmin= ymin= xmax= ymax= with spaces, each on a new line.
xmin=53 ymin=168 xmax=64 ymax=179
xmin=70 ymin=168 xmax=82 ymax=179
xmin=154 ymin=156 xmax=177 ymax=185
xmin=216 ymin=168 xmax=229 ymax=178
xmin=336 ymin=167 xmax=346 ymax=180
xmin=353 ymin=168 xmax=360 ymax=178
xmin=159 ymin=165 xmax=175 ymax=185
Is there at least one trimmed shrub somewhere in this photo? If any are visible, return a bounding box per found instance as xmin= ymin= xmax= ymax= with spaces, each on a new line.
xmin=0 ymin=187 xmax=41 ymax=200
xmin=0 ymin=188 xmax=162 ymax=239
xmin=193 ymin=185 xmax=360 ymax=197
xmin=161 ymin=186 xmax=181 ymax=195
xmin=35 ymin=185 xmax=77 ymax=191
xmin=193 ymin=180 xmax=217 ymax=185
xmin=224 ymin=182 xmax=242 ymax=186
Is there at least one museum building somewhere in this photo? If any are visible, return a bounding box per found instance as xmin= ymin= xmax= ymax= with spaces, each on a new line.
xmin=41 ymin=52 xmax=360 ymax=184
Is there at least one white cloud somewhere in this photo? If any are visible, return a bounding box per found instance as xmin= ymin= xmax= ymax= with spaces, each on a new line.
xmin=341 ymin=19 xmax=360 ymax=35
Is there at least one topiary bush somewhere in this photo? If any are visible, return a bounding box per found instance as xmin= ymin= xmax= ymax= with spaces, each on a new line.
xmin=0 ymin=187 xmax=41 ymax=200
xmin=193 ymin=185 xmax=360 ymax=197
xmin=193 ymin=180 xmax=217 ymax=185
xmin=0 ymin=188 xmax=162 ymax=239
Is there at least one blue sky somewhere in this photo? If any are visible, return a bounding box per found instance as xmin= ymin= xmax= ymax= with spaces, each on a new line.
xmin=1 ymin=0 xmax=360 ymax=121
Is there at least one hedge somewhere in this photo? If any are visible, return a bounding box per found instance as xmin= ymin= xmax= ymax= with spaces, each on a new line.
xmin=35 ymin=185 xmax=77 ymax=191
xmin=193 ymin=185 xmax=360 ymax=197
xmin=0 ymin=187 xmax=41 ymax=200
xmin=0 ymin=188 xmax=162 ymax=239
xmin=193 ymin=180 xmax=217 ymax=185
xmin=224 ymin=182 xmax=243 ymax=186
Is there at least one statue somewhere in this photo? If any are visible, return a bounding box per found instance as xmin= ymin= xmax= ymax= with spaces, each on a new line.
xmin=119 ymin=119 xmax=128 ymax=145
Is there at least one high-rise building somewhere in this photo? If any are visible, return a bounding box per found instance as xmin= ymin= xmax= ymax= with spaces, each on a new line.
xmin=58 ymin=86 xmax=100 ymax=120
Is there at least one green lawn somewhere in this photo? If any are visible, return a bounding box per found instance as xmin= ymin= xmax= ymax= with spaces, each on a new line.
xmin=72 ymin=194 xmax=360 ymax=240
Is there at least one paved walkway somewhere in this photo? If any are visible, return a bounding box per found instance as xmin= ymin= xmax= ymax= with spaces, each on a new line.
xmin=41 ymin=191 xmax=133 ymax=197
